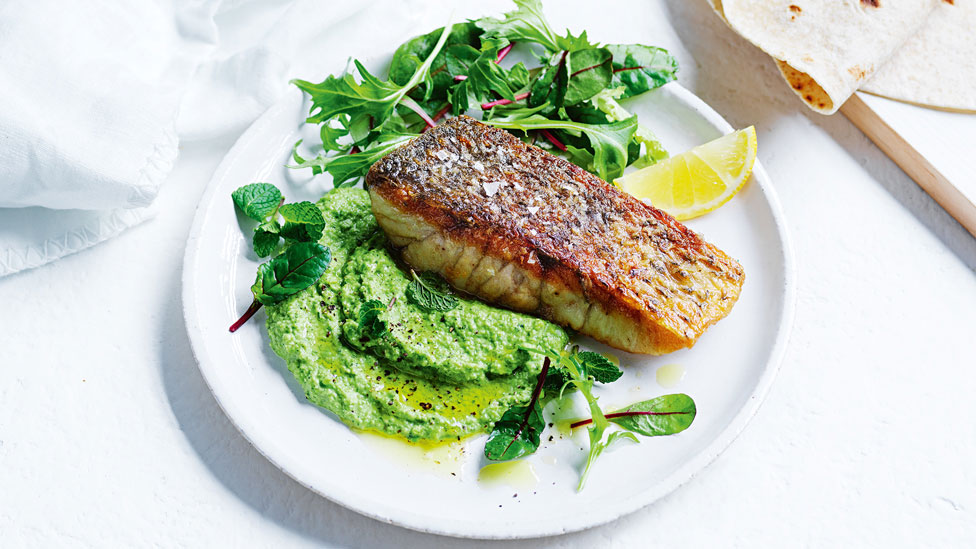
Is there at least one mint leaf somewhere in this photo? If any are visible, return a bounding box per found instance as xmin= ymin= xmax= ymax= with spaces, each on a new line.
xmin=358 ymin=300 xmax=388 ymax=339
xmin=606 ymin=44 xmax=677 ymax=98
xmin=251 ymin=242 xmax=331 ymax=306
xmin=542 ymin=364 xmax=571 ymax=391
xmin=252 ymin=220 xmax=281 ymax=258
xmin=577 ymin=351 xmax=622 ymax=383
xmin=232 ymin=183 xmax=282 ymax=221
xmin=407 ymin=271 xmax=458 ymax=312
xmin=608 ymin=394 xmax=696 ymax=436
xmin=279 ymin=201 xmax=325 ymax=243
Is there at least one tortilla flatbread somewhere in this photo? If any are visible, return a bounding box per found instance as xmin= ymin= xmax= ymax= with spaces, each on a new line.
xmin=707 ymin=0 xmax=939 ymax=114
xmin=861 ymin=0 xmax=976 ymax=113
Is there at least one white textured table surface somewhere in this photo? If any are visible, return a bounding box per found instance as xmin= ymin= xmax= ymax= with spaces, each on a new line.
xmin=2 ymin=1 xmax=975 ymax=547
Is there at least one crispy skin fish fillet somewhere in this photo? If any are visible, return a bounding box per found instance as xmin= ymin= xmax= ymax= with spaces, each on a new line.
xmin=365 ymin=116 xmax=744 ymax=354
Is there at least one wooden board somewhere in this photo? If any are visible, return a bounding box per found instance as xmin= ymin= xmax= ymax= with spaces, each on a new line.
xmin=841 ymin=92 xmax=976 ymax=238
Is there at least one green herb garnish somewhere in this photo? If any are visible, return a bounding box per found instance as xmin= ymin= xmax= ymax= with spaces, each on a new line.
xmin=229 ymin=241 xmax=331 ymax=332
xmin=484 ymin=357 xmax=551 ymax=460
xmin=357 ymin=299 xmax=388 ymax=339
xmin=486 ymin=346 xmax=695 ymax=491
xmin=406 ymin=270 xmax=459 ymax=312
xmin=231 ymin=182 xmax=325 ymax=258
xmin=232 ymin=182 xmax=282 ymax=220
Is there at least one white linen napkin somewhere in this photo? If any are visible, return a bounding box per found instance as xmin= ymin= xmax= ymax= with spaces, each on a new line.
xmin=0 ymin=0 xmax=426 ymax=277
xmin=0 ymin=0 xmax=218 ymax=275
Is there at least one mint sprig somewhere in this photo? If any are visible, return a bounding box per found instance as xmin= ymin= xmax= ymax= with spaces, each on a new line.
xmin=229 ymin=184 xmax=332 ymax=332
xmin=406 ymin=271 xmax=458 ymax=312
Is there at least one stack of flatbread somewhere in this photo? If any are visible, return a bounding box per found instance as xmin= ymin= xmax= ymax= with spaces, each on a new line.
xmin=708 ymin=0 xmax=976 ymax=114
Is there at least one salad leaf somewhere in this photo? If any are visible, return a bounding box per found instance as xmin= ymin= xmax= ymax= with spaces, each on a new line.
xmin=606 ymin=44 xmax=677 ymax=98
xmin=232 ymin=183 xmax=282 ymax=221
xmin=529 ymin=51 xmax=567 ymax=108
xmin=319 ymin=122 xmax=350 ymax=152
xmin=251 ymin=242 xmax=331 ymax=306
xmin=591 ymin=88 xmax=668 ymax=166
xmin=252 ymin=220 xmax=281 ymax=258
xmin=563 ymin=48 xmax=613 ymax=106
xmin=290 ymin=133 xmax=415 ymax=186
xmin=292 ymin=21 xmax=453 ymax=133
xmin=445 ymin=40 xmax=519 ymax=114
xmin=407 ymin=271 xmax=458 ymax=312
xmin=486 ymin=114 xmax=637 ymax=180
xmin=484 ymin=403 xmax=545 ymax=461
xmin=358 ymin=299 xmax=388 ymax=339
xmin=475 ymin=0 xmax=591 ymax=54
xmin=485 ymin=356 xmax=552 ymax=461
xmin=278 ymin=201 xmax=325 ymax=243
xmin=608 ymin=394 xmax=696 ymax=436
xmin=389 ymin=21 xmax=482 ymax=97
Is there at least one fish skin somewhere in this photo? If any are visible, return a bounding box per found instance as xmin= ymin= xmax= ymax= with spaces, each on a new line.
xmin=365 ymin=116 xmax=744 ymax=354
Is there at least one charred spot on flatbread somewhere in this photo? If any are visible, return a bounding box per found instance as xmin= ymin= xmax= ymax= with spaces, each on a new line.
xmin=776 ymin=60 xmax=832 ymax=112
xmin=860 ymin=0 xmax=880 ymax=7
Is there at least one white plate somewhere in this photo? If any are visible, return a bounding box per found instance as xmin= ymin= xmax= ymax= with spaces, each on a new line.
xmin=182 ymin=81 xmax=796 ymax=539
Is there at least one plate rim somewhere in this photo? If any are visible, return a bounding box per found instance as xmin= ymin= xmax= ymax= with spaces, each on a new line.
xmin=181 ymin=82 xmax=797 ymax=539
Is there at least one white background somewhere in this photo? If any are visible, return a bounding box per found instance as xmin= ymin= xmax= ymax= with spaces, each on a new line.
xmin=2 ymin=1 xmax=974 ymax=547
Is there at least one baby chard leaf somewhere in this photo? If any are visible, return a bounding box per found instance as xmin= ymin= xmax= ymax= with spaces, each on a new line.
xmin=608 ymin=394 xmax=697 ymax=436
xmin=279 ymin=201 xmax=325 ymax=243
xmin=407 ymin=271 xmax=459 ymax=312
xmin=485 ymin=356 xmax=552 ymax=461
xmin=606 ymin=44 xmax=678 ymax=98
xmin=484 ymin=403 xmax=544 ymax=461
xmin=563 ymin=48 xmax=613 ymax=106
xmin=232 ymin=183 xmax=282 ymax=221
xmin=230 ymin=242 xmax=331 ymax=332
xmin=577 ymin=351 xmax=622 ymax=383
xmin=358 ymin=300 xmax=388 ymax=339
xmin=252 ymin=220 xmax=281 ymax=258
xmin=251 ymin=242 xmax=331 ymax=306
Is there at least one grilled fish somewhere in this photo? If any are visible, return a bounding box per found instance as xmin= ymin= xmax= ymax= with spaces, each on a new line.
xmin=365 ymin=116 xmax=744 ymax=354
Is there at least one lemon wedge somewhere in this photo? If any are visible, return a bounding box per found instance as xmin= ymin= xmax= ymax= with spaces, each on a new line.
xmin=615 ymin=126 xmax=757 ymax=220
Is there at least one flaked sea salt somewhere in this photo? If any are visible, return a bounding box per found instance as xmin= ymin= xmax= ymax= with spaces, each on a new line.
xmin=483 ymin=181 xmax=501 ymax=197
xmin=527 ymin=206 xmax=540 ymax=215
